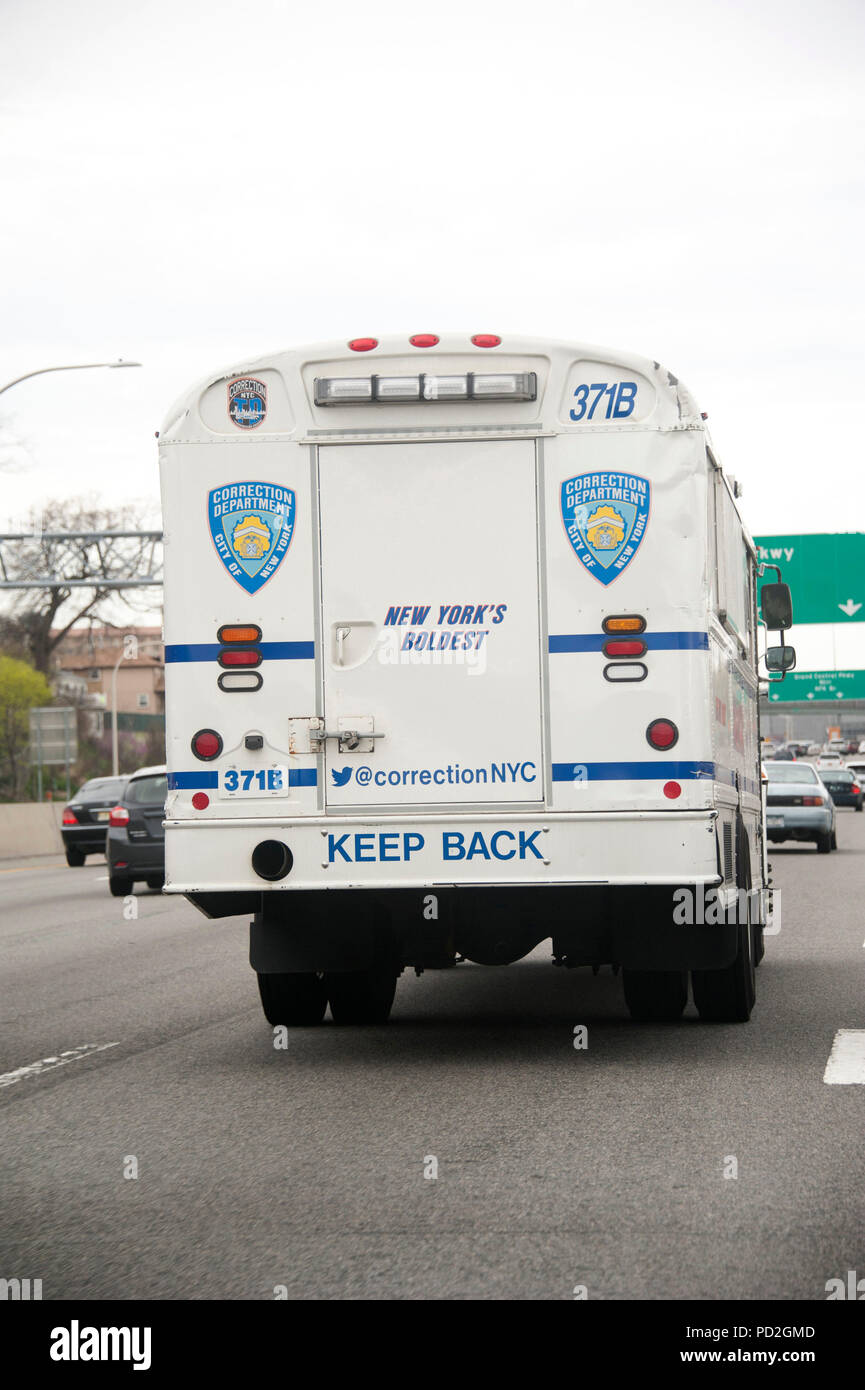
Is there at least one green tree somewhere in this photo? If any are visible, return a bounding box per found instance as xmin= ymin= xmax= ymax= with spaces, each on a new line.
xmin=0 ymin=654 xmax=53 ymax=800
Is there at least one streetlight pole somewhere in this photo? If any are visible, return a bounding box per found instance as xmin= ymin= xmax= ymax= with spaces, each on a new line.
xmin=111 ymin=643 xmax=162 ymax=777
xmin=0 ymin=360 xmax=141 ymax=396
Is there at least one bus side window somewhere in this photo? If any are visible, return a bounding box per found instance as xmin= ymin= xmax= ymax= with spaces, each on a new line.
xmin=714 ymin=472 xmax=749 ymax=655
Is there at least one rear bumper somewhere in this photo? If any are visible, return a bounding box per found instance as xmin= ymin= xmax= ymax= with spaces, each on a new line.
xmin=61 ymin=826 xmax=108 ymax=852
xmin=107 ymin=829 xmax=165 ymax=875
xmin=164 ymin=809 xmax=722 ymax=893
xmin=765 ymin=806 xmax=832 ymax=839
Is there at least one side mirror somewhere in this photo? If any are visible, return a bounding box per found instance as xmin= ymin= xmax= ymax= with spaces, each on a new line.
xmin=765 ymin=645 xmax=796 ymax=673
xmin=761 ymin=582 xmax=793 ymax=630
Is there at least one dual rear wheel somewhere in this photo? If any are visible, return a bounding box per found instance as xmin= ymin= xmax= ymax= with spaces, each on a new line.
xmin=622 ymin=908 xmax=756 ymax=1024
xmin=258 ymin=964 xmax=399 ymax=1027
xmin=624 ymin=828 xmax=757 ymax=1024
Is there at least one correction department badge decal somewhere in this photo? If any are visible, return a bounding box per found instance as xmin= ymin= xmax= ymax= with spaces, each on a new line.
xmin=208 ymin=482 xmax=296 ymax=593
xmin=560 ymin=472 xmax=650 ymax=585
xmin=228 ymin=377 xmax=267 ymax=429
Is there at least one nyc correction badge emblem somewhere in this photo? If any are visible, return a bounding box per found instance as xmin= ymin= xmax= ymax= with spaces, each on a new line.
xmin=208 ymin=482 xmax=295 ymax=593
xmin=560 ymin=471 xmax=650 ymax=585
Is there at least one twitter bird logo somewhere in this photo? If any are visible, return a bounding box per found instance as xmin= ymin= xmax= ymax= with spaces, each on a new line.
xmin=331 ymin=767 xmax=352 ymax=788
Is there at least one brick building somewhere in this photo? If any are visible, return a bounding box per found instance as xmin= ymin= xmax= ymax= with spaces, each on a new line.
xmin=51 ymin=625 xmax=164 ymax=734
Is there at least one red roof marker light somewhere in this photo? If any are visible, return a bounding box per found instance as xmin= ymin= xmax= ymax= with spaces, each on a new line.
xmin=409 ymin=334 xmax=439 ymax=348
xmin=471 ymin=334 xmax=501 ymax=348
xmin=348 ymin=338 xmax=378 ymax=352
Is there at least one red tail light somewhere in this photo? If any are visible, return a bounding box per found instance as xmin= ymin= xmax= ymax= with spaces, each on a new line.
xmin=109 ymin=805 xmax=129 ymax=827
xmin=852 ymin=784 xmax=861 ymax=794
xmin=62 ymin=809 xmax=78 ymax=825
xmin=191 ymin=729 xmax=223 ymax=760
xmin=218 ymin=648 xmax=262 ymax=668
xmin=647 ymin=718 xmax=679 ymax=750
xmin=603 ymin=639 xmax=647 ymax=658
xmin=802 ymin=796 xmax=825 ymax=806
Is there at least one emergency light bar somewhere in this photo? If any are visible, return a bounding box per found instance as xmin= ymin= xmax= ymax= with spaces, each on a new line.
xmin=314 ymin=372 xmax=537 ymax=406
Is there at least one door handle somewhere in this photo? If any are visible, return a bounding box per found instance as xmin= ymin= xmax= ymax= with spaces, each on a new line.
xmin=335 ymin=625 xmax=351 ymax=665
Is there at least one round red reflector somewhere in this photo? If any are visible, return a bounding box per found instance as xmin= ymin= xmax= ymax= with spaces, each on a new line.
xmin=471 ymin=334 xmax=501 ymax=348
xmin=192 ymin=792 xmax=210 ymax=810
xmin=647 ymin=718 xmax=679 ymax=750
xmin=348 ymin=338 xmax=377 ymax=352
xmin=409 ymin=334 xmax=439 ymax=348
xmin=191 ymin=729 xmax=222 ymax=760
xmin=663 ymin=781 xmax=682 ymax=799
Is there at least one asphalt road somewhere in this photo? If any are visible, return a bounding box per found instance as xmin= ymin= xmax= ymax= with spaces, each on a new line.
xmin=1 ymin=816 xmax=864 ymax=1301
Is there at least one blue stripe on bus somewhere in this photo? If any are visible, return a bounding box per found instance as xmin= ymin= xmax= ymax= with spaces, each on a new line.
xmin=168 ymin=769 xmax=318 ymax=790
xmin=552 ymin=761 xmax=715 ymax=782
xmin=165 ymin=641 xmax=315 ymax=662
xmin=548 ymin=631 xmax=709 ymax=653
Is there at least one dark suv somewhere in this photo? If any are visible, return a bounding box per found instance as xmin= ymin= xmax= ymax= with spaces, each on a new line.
xmin=106 ymin=765 xmax=167 ymax=896
xmin=820 ymin=768 xmax=864 ymax=811
xmin=61 ymin=776 xmax=129 ymax=865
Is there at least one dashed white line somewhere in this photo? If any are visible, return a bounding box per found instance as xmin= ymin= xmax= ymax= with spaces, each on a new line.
xmin=823 ymin=1030 xmax=865 ymax=1085
xmin=0 ymin=1042 xmax=121 ymax=1089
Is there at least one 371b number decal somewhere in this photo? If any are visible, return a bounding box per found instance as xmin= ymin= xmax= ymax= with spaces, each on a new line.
xmin=220 ymin=766 xmax=289 ymax=797
xmin=570 ymin=381 xmax=637 ymax=422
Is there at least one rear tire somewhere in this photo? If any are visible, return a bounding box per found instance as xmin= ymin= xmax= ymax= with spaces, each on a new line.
xmin=623 ymin=969 xmax=688 ymax=1022
xmin=830 ymin=829 xmax=838 ymax=850
xmin=146 ymin=876 xmax=164 ymax=891
xmin=109 ymin=873 xmax=132 ymax=897
xmin=692 ymin=823 xmax=756 ymax=1022
xmin=65 ymin=847 xmax=85 ymax=867
xmin=816 ymin=831 xmax=832 ymax=853
xmin=752 ymin=919 xmax=765 ymax=966
xmin=325 ymin=966 xmax=399 ymax=1024
xmin=257 ymin=972 xmax=328 ymax=1026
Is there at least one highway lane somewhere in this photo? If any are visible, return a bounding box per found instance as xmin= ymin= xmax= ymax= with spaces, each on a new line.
xmin=1 ymin=817 xmax=864 ymax=1301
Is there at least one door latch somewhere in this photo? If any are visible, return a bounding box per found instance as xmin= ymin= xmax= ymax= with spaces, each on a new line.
xmin=309 ymin=718 xmax=384 ymax=754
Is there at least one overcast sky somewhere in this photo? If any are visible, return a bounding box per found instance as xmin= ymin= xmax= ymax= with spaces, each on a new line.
xmin=1 ymin=0 xmax=863 ymax=615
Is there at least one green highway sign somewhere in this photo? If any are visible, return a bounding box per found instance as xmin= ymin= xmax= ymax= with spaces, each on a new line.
xmin=766 ymin=669 xmax=865 ymax=703
xmin=755 ymin=533 xmax=865 ymax=625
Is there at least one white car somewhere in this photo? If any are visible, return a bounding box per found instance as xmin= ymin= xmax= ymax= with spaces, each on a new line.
xmin=816 ymin=752 xmax=843 ymax=767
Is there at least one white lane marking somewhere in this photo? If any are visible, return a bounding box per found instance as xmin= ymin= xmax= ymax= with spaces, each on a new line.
xmin=96 ymin=875 xmax=108 ymax=880
xmin=824 ymin=1030 xmax=865 ymax=1085
xmin=0 ymin=1042 xmax=120 ymax=1089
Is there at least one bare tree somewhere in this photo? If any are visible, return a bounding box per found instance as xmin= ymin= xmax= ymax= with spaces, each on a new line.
xmin=0 ymin=497 xmax=162 ymax=672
